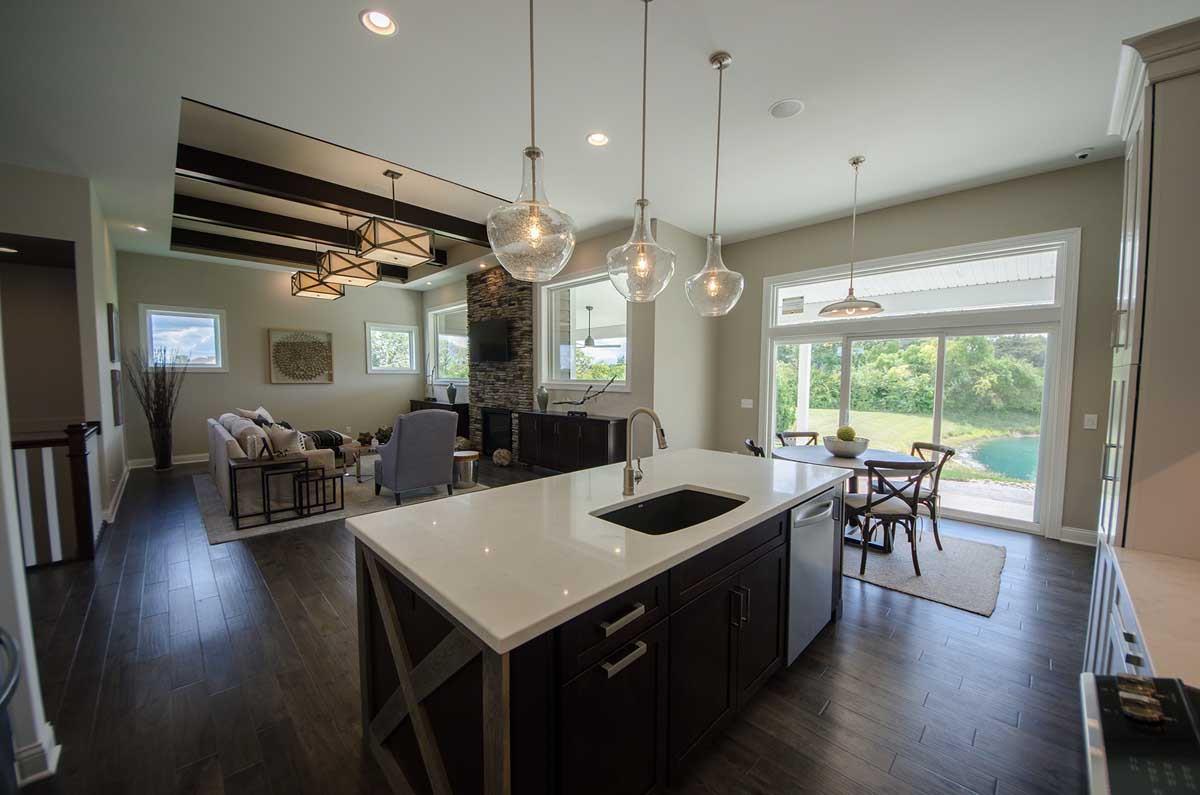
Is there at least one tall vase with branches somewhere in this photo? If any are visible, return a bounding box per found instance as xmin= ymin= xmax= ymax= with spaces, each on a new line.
xmin=123 ymin=348 xmax=189 ymax=471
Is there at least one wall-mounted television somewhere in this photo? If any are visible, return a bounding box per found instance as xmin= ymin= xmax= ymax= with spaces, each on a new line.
xmin=469 ymin=318 xmax=510 ymax=362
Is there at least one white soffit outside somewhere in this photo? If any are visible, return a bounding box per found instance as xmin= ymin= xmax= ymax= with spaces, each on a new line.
xmin=1 ymin=0 xmax=1198 ymax=260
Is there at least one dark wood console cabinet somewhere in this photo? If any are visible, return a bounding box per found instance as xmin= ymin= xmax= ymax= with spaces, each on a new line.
xmin=357 ymin=499 xmax=829 ymax=794
xmin=410 ymin=399 xmax=469 ymax=438
xmin=515 ymin=410 xmax=626 ymax=472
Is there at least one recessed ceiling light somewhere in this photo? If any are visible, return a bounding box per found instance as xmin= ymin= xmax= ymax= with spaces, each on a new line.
xmin=768 ymin=98 xmax=806 ymax=119
xmin=479 ymin=262 xmax=487 ymax=269
xmin=132 ymin=225 xmax=148 ymax=232
xmin=586 ymin=132 xmax=609 ymax=147
xmin=425 ymin=281 xmax=433 ymax=286
xmin=360 ymin=9 xmax=396 ymax=36
xmin=0 ymin=247 xmax=17 ymax=254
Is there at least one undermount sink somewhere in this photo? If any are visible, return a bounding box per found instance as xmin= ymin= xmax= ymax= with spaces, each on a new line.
xmin=593 ymin=488 xmax=748 ymax=535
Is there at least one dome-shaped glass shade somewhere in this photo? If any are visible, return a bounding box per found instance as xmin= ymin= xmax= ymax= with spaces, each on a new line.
xmin=606 ymin=200 xmax=676 ymax=302
xmin=685 ymin=234 xmax=744 ymax=317
xmin=487 ymin=146 xmax=576 ymax=282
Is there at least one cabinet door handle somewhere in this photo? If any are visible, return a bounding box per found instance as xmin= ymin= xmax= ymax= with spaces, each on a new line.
xmin=600 ymin=603 xmax=645 ymax=638
xmin=730 ymin=590 xmax=742 ymax=628
xmin=601 ymin=641 xmax=647 ymax=679
xmin=1125 ymin=653 xmax=1145 ymax=668
xmin=732 ymin=586 xmax=749 ymax=624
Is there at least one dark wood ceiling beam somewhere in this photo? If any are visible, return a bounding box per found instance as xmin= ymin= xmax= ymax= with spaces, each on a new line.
xmin=170 ymin=227 xmax=410 ymax=282
xmin=173 ymin=194 xmax=357 ymax=248
xmin=175 ymin=144 xmax=489 ymax=246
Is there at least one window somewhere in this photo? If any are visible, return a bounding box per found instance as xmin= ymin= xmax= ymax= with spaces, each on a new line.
xmin=540 ymin=274 xmax=629 ymax=388
xmin=139 ymin=304 xmax=227 ymax=371
xmin=770 ymin=243 xmax=1062 ymax=327
xmin=365 ymin=322 xmax=418 ymax=374
xmin=427 ymin=303 xmax=469 ymax=382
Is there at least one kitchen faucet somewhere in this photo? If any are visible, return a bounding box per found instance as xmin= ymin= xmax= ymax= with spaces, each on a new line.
xmin=624 ymin=407 xmax=668 ymax=496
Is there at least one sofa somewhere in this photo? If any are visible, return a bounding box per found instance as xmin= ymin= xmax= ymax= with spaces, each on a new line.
xmin=206 ymin=409 xmax=344 ymax=516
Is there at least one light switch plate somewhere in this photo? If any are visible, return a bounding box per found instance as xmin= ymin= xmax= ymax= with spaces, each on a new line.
xmin=740 ymin=399 xmax=754 ymax=409
xmin=1083 ymin=413 xmax=1098 ymax=430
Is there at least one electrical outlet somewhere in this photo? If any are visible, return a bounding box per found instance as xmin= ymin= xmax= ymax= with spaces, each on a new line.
xmin=740 ymin=399 xmax=754 ymax=409
xmin=1083 ymin=414 xmax=1098 ymax=430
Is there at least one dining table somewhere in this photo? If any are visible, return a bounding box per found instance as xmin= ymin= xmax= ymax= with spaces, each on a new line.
xmin=772 ymin=444 xmax=925 ymax=552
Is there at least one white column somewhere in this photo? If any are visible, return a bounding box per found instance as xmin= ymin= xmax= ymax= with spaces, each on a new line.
xmin=0 ymin=293 xmax=60 ymax=784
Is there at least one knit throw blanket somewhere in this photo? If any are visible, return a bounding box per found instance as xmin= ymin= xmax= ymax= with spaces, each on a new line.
xmin=305 ymin=429 xmax=344 ymax=451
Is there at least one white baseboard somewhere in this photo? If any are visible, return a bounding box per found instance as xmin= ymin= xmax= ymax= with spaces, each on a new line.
xmin=128 ymin=452 xmax=209 ymax=470
xmin=1060 ymin=526 xmax=1099 ymax=546
xmin=14 ymin=724 xmax=60 ymax=786
xmin=102 ymin=464 xmax=129 ymax=523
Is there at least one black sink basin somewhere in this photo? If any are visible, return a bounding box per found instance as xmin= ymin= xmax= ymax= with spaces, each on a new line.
xmin=594 ymin=488 xmax=747 ymax=535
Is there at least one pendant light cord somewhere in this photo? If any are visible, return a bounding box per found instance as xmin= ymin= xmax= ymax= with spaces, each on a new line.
xmin=848 ymin=159 xmax=860 ymax=289
xmin=529 ymin=0 xmax=536 ymax=149
xmin=712 ymin=64 xmax=724 ymax=235
xmin=639 ymin=0 xmax=649 ymax=201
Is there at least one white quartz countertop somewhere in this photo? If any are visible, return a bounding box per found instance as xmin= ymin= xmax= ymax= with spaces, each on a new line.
xmin=1112 ymin=546 xmax=1200 ymax=683
xmin=349 ymin=448 xmax=848 ymax=654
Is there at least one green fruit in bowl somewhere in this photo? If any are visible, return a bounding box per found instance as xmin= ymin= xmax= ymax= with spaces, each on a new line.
xmin=836 ymin=425 xmax=857 ymax=442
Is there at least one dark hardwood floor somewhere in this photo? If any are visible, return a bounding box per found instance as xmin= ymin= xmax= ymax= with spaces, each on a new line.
xmin=24 ymin=464 xmax=1093 ymax=794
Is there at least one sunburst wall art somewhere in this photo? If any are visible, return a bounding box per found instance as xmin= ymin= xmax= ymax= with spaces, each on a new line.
xmin=269 ymin=328 xmax=334 ymax=384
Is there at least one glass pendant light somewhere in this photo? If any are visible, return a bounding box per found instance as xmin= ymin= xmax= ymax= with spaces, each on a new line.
xmin=319 ymin=212 xmax=381 ymax=287
xmin=819 ymin=156 xmax=883 ymax=318
xmin=486 ymin=0 xmax=576 ymax=282
xmin=606 ymin=0 xmax=676 ymax=302
xmin=685 ymin=52 xmax=744 ymax=317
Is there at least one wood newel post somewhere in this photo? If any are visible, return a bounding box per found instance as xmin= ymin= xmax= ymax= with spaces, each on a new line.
xmin=65 ymin=422 xmax=95 ymax=560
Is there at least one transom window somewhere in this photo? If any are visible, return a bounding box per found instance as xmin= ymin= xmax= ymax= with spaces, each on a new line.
xmin=365 ymin=322 xmax=418 ymax=374
xmin=771 ymin=243 xmax=1062 ymax=327
xmin=540 ymin=274 xmax=629 ymax=387
xmin=139 ymin=304 xmax=227 ymax=371
xmin=427 ymin=303 xmax=469 ymax=383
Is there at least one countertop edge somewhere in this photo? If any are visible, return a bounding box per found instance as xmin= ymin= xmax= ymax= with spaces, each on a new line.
xmin=351 ymin=465 xmax=849 ymax=655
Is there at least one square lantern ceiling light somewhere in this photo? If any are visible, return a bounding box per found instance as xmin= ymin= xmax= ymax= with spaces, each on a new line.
xmin=357 ymin=169 xmax=435 ymax=267
xmin=318 ymin=249 xmax=380 ymax=287
xmin=291 ymin=270 xmax=345 ymax=300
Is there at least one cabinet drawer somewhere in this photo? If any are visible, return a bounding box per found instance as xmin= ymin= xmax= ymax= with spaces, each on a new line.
xmin=670 ymin=513 xmax=786 ymax=611
xmin=558 ymin=572 xmax=668 ymax=682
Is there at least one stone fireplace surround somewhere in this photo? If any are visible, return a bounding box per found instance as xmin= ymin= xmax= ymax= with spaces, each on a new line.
xmin=466 ymin=267 xmax=533 ymax=457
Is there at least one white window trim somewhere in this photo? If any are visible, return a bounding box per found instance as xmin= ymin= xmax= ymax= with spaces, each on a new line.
xmin=138 ymin=303 xmax=228 ymax=373
xmin=757 ymin=228 xmax=1080 ymax=540
xmin=425 ymin=300 xmax=469 ymax=385
xmin=365 ymin=321 xmax=419 ymax=374
xmin=535 ymin=269 xmax=633 ymax=393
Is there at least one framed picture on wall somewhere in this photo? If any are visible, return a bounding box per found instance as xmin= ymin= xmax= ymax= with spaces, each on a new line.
xmin=268 ymin=328 xmax=334 ymax=384
xmin=110 ymin=368 xmax=123 ymax=426
xmin=106 ymin=303 xmax=119 ymax=363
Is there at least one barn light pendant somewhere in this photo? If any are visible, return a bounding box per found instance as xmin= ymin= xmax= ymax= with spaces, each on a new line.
xmin=819 ymin=156 xmax=883 ymax=318
xmin=357 ymin=170 xmax=435 ymax=268
xmin=486 ymin=0 xmax=577 ymax=282
xmin=685 ymin=52 xmax=744 ymax=317
xmin=606 ymin=0 xmax=676 ymax=303
xmin=319 ymin=212 xmax=381 ymax=287
xmin=294 ymin=242 xmax=345 ymax=300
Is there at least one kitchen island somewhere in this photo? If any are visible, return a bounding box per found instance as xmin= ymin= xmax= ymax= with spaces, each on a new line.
xmin=350 ymin=448 xmax=849 ymax=795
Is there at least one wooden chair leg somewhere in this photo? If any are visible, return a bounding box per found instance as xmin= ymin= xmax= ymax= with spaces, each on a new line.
xmin=909 ymin=518 xmax=921 ymax=576
xmin=395 ymin=494 xmax=403 ymax=506
xmin=859 ymin=518 xmax=872 ymax=575
xmin=375 ymin=483 xmax=382 ymax=496
xmin=447 ymin=483 xmax=454 ymax=496
xmin=930 ymin=499 xmax=943 ymax=551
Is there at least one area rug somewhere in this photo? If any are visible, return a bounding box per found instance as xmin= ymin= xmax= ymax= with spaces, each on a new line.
xmin=193 ymin=472 xmax=488 ymax=546
xmin=844 ymin=529 xmax=1006 ymax=617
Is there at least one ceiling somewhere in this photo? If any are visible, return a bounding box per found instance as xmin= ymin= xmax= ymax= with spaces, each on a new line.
xmin=1 ymin=0 xmax=1197 ymax=269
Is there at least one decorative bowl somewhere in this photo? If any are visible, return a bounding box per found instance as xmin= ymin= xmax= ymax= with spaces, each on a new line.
xmin=823 ymin=436 xmax=869 ymax=457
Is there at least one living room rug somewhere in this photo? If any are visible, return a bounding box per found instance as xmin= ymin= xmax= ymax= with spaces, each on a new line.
xmin=844 ymin=529 xmax=1006 ymax=617
xmin=193 ymin=472 xmax=488 ymax=546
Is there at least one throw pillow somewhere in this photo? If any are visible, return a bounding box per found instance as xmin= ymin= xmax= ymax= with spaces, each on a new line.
xmin=255 ymin=406 xmax=275 ymax=424
xmin=267 ymin=424 xmax=304 ymax=456
xmin=234 ymin=408 xmax=259 ymax=421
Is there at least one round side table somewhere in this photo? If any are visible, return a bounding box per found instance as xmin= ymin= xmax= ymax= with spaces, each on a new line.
xmin=453 ymin=450 xmax=480 ymax=488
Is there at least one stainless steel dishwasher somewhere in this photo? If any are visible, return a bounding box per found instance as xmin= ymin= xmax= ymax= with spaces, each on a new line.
xmin=787 ymin=487 xmax=838 ymax=665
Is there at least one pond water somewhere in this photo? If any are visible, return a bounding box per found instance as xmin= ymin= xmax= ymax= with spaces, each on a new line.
xmin=974 ymin=436 xmax=1039 ymax=481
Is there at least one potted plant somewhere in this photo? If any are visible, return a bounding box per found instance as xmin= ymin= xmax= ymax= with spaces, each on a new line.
xmin=123 ymin=347 xmax=189 ymax=470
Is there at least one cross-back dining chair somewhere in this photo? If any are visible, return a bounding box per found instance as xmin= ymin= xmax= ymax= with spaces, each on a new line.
xmin=910 ymin=442 xmax=956 ymax=551
xmin=744 ymin=438 xmax=766 ymax=458
xmin=844 ymin=460 xmax=935 ymax=577
xmin=777 ymin=431 xmax=819 ymax=447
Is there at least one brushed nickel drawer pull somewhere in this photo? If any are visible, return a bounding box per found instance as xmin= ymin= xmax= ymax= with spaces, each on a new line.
xmin=600 ymin=603 xmax=645 ymax=638
xmin=1122 ymin=631 xmax=1137 ymax=645
xmin=1125 ymin=653 xmax=1145 ymax=668
xmin=602 ymin=641 xmax=647 ymax=679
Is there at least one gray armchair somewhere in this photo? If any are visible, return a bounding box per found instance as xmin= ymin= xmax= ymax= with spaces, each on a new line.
xmin=373 ymin=409 xmax=459 ymax=504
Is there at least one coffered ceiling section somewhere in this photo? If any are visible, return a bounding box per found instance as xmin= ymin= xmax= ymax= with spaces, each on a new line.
xmin=171 ymin=100 xmax=503 ymax=279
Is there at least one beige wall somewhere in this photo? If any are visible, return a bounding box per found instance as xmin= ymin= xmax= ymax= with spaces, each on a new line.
xmin=117 ymin=252 xmax=428 ymax=462
xmin=714 ymin=159 xmax=1123 ymax=531
xmin=0 ymin=161 xmax=127 ymax=514
xmin=0 ymin=264 xmax=86 ymax=431
xmin=652 ymin=221 xmax=717 ymax=450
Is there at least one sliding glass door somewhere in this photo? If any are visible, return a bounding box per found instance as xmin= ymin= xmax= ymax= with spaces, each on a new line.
xmin=769 ymin=329 xmax=1051 ymax=528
